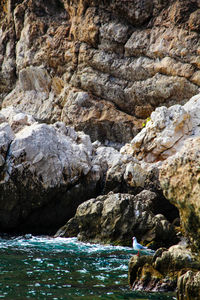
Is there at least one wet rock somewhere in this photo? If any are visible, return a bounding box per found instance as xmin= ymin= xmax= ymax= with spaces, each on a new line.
xmin=55 ymin=190 xmax=177 ymax=248
xmin=177 ymin=270 xmax=200 ymax=300
xmin=129 ymin=245 xmax=200 ymax=292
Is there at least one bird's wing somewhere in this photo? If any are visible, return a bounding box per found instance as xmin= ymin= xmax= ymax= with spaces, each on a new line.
xmin=136 ymin=243 xmax=147 ymax=250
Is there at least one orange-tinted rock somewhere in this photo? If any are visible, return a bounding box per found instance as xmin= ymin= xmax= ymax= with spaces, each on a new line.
xmin=1 ymin=0 xmax=200 ymax=144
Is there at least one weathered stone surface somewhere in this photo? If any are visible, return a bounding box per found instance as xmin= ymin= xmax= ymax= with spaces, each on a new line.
xmin=19 ymin=66 xmax=51 ymax=93
xmin=85 ymin=144 xmax=179 ymax=222
xmin=121 ymin=94 xmax=200 ymax=163
xmin=1 ymin=106 xmax=36 ymax=132
xmin=0 ymin=109 xmax=103 ymax=233
xmin=1 ymin=0 xmax=200 ymax=144
xmin=0 ymin=104 xmax=179 ymax=235
xmin=0 ymin=122 xmax=15 ymax=167
xmin=177 ymin=270 xmax=200 ymax=300
xmin=118 ymin=92 xmax=200 ymax=253
xmin=129 ymin=245 xmax=200 ymax=292
xmin=160 ymin=137 xmax=200 ymax=253
xmin=60 ymin=89 xmax=139 ymax=145
xmin=55 ymin=190 xmax=177 ymax=248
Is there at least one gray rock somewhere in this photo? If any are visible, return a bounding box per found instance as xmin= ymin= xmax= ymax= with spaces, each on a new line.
xmin=55 ymin=190 xmax=177 ymax=248
xmin=0 ymin=113 xmax=102 ymax=233
xmin=0 ymin=122 xmax=15 ymax=158
xmin=121 ymin=94 xmax=200 ymax=163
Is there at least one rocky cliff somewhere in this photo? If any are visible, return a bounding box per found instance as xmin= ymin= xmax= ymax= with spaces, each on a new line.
xmin=0 ymin=107 xmax=104 ymax=233
xmin=1 ymin=0 xmax=200 ymax=146
xmin=2 ymin=1 xmax=200 ymax=297
xmin=0 ymin=106 xmax=177 ymax=236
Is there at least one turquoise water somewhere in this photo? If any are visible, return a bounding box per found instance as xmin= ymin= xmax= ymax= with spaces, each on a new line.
xmin=0 ymin=236 xmax=176 ymax=299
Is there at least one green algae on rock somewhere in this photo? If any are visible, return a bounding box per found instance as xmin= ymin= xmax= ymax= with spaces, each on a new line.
xmin=177 ymin=270 xmax=200 ymax=300
xmin=129 ymin=245 xmax=200 ymax=293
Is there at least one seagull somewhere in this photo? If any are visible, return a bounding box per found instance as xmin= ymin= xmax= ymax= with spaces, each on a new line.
xmin=132 ymin=237 xmax=148 ymax=256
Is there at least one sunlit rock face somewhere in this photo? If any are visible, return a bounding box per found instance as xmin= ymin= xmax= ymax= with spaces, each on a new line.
xmin=1 ymin=0 xmax=200 ymax=145
xmin=120 ymin=92 xmax=200 ymax=253
xmin=160 ymin=136 xmax=200 ymax=253
xmin=0 ymin=107 xmax=103 ymax=233
xmin=121 ymin=94 xmax=200 ymax=163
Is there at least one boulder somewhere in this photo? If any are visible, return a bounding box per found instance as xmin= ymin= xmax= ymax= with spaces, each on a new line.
xmin=0 ymin=105 xmax=180 ymax=235
xmin=129 ymin=245 xmax=200 ymax=293
xmin=0 ymin=109 xmax=103 ymax=233
xmin=55 ymin=190 xmax=177 ymax=248
xmin=121 ymin=94 xmax=200 ymax=170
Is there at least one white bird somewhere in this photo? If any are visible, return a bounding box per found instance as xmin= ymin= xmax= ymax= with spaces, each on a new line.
xmin=132 ymin=236 xmax=155 ymax=256
xmin=132 ymin=237 xmax=147 ymax=251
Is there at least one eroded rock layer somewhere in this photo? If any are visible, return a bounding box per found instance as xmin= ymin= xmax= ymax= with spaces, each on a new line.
xmin=1 ymin=0 xmax=200 ymax=144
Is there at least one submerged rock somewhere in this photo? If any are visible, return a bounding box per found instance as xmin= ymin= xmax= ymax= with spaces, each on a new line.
xmin=55 ymin=190 xmax=177 ymax=248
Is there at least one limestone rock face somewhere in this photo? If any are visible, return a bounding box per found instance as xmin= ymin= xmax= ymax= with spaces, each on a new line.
xmin=120 ymin=92 xmax=200 ymax=253
xmin=1 ymin=0 xmax=200 ymax=144
xmin=55 ymin=190 xmax=177 ymax=248
xmin=0 ymin=105 xmax=179 ymax=234
xmin=0 ymin=122 xmax=15 ymax=167
xmin=121 ymin=94 xmax=200 ymax=163
xmin=0 ymin=107 xmax=103 ymax=233
xmin=160 ymin=136 xmax=200 ymax=252
xmin=129 ymin=245 xmax=200 ymax=293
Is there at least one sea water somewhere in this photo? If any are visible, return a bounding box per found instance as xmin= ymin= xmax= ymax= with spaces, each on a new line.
xmin=0 ymin=236 xmax=176 ymax=299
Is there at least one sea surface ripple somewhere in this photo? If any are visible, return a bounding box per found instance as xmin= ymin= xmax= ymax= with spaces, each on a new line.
xmin=0 ymin=236 xmax=176 ymax=299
